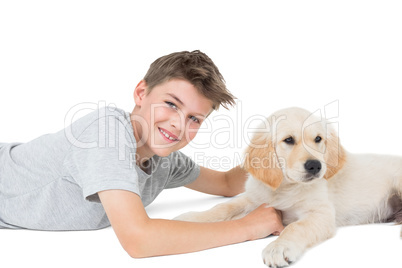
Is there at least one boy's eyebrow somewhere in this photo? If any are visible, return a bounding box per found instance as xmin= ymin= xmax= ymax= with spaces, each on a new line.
xmin=166 ymin=93 xmax=184 ymax=106
xmin=166 ymin=93 xmax=208 ymax=118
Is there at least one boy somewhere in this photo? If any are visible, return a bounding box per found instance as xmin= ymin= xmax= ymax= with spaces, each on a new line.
xmin=0 ymin=50 xmax=283 ymax=257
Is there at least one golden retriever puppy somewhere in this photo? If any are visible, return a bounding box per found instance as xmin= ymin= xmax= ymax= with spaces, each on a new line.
xmin=175 ymin=107 xmax=402 ymax=267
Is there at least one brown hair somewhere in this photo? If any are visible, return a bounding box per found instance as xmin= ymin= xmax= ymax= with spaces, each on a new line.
xmin=143 ymin=50 xmax=235 ymax=110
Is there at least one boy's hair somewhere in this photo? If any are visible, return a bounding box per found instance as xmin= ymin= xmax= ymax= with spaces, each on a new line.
xmin=143 ymin=50 xmax=235 ymax=110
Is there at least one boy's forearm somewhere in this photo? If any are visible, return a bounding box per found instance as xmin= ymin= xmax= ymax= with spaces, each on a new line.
xmin=129 ymin=218 xmax=249 ymax=258
xmin=224 ymin=166 xmax=248 ymax=196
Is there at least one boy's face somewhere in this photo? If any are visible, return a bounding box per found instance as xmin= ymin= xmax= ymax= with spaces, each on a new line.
xmin=132 ymin=78 xmax=213 ymax=159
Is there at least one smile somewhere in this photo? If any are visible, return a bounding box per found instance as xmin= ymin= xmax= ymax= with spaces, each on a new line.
xmin=158 ymin=128 xmax=179 ymax=142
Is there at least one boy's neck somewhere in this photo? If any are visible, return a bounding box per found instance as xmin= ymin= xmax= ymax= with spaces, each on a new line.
xmin=130 ymin=108 xmax=155 ymax=164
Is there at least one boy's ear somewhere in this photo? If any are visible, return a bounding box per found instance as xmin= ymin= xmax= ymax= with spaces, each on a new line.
xmin=134 ymin=80 xmax=148 ymax=106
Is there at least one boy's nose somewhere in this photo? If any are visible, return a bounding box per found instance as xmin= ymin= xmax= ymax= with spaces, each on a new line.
xmin=170 ymin=112 xmax=184 ymax=129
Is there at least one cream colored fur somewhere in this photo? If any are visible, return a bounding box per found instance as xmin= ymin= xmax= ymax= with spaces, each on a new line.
xmin=175 ymin=107 xmax=402 ymax=267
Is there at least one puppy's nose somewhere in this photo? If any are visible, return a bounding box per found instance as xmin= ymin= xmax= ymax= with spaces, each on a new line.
xmin=304 ymin=160 xmax=322 ymax=175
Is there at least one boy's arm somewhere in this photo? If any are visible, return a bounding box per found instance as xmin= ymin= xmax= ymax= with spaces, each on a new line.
xmin=98 ymin=189 xmax=283 ymax=258
xmin=185 ymin=165 xmax=248 ymax=197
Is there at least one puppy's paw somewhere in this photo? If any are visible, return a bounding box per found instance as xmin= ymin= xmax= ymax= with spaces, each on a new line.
xmin=173 ymin=211 xmax=216 ymax=222
xmin=262 ymin=240 xmax=304 ymax=268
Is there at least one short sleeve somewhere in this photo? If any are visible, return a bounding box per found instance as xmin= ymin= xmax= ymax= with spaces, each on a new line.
xmin=63 ymin=108 xmax=140 ymax=202
xmin=165 ymin=151 xmax=200 ymax=189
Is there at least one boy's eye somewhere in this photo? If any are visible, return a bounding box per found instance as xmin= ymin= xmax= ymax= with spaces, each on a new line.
xmin=189 ymin=115 xmax=200 ymax=124
xmin=165 ymin=101 xmax=177 ymax=109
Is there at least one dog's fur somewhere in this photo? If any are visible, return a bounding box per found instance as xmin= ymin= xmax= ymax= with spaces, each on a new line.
xmin=175 ymin=107 xmax=402 ymax=267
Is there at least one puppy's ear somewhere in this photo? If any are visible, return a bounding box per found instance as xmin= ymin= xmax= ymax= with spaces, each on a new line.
xmin=242 ymin=132 xmax=283 ymax=190
xmin=323 ymin=127 xmax=346 ymax=179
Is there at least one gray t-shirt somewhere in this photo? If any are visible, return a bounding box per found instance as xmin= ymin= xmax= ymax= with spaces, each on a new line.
xmin=0 ymin=106 xmax=200 ymax=231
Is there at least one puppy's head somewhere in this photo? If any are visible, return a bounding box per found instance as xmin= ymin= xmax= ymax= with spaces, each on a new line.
xmin=243 ymin=107 xmax=346 ymax=190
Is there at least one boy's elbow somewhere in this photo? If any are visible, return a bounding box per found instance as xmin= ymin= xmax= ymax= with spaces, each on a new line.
xmin=123 ymin=228 xmax=168 ymax=259
xmin=121 ymin=230 xmax=151 ymax=259
xmin=126 ymin=247 xmax=146 ymax=259
xmin=124 ymin=240 xmax=148 ymax=259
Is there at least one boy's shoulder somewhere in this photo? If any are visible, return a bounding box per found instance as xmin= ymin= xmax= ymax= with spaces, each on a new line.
xmin=68 ymin=105 xmax=130 ymax=127
xmin=89 ymin=105 xmax=129 ymax=121
xmin=65 ymin=105 xmax=133 ymax=144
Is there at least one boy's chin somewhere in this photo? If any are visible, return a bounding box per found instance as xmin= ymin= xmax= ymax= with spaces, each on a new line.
xmin=151 ymin=147 xmax=176 ymax=157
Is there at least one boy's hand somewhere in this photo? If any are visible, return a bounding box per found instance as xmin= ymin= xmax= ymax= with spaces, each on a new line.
xmin=240 ymin=204 xmax=284 ymax=241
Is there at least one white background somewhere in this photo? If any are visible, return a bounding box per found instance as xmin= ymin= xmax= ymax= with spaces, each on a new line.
xmin=0 ymin=1 xmax=401 ymax=267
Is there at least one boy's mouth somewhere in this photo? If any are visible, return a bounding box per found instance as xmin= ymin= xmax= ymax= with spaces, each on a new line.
xmin=158 ymin=127 xmax=180 ymax=142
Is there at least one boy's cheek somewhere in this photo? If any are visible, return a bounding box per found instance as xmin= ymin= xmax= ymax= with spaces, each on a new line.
xmin=185 ymin=127 xmax=199 ymax=141
xmin=152 ymin=106 xmax=171 ymax=120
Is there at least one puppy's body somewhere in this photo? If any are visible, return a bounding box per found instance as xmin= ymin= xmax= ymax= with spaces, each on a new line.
xmin=244 ymin=175 xmax=331 ymax=226
xmin=175 ymin=107 xmax=402 ymax=267
xmin=244 ymin=153 xmax=402 ymax=226
xmin=328 ymin=153 xmax=402 ymax=226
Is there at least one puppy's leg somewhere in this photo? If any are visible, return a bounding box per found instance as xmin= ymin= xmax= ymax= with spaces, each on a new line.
xmin=393 ymin=173 xmax=402 ymax=237
xmin=262 ymin=208 xmax=336 ymax=267
xmin=173 ymin=195 xmax=258 ymax=222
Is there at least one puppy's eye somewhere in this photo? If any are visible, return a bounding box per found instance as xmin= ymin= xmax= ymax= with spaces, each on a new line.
xmin=284 ymin=137 xmax=295 ymax=145
xmin=315 ymin=136 xmax=322 ymax=143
